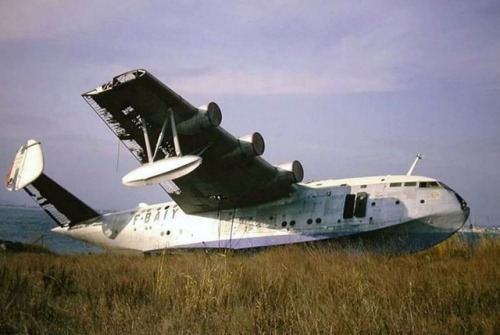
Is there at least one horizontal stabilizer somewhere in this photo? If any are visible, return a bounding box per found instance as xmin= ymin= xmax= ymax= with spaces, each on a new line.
xmin=25 ymin=174 xmax=99 ymax=227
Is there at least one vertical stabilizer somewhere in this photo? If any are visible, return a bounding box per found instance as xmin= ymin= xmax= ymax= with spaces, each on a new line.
xmin=5 ymin=139 xmax=43 ymax=191
xmin=5 ymin=140 xmax=99 ymax=227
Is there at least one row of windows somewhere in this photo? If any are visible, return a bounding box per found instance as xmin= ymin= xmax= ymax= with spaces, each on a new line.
xmin=389 ymin=181 xmax=440 ymax=188
xmin=342 ymin=180 xmax=441 ymax=189
xmin=281 ymin=218 xmax=322 ymax=227
xmin=249 ymin=192 xmax=430 ymax=228
xmin=390 ymin=182 xmax=415 ymax=187
xmin=343 ymin=191 xmax=429 ymax=219
xmin=392 ymin=199 xmax=425 ymax=205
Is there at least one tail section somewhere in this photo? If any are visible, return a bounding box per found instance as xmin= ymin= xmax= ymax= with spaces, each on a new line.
xmin=5 ymin=139 xmax=43 ymax=191
xmin=5 ymin=140 xmax=99 ymax=227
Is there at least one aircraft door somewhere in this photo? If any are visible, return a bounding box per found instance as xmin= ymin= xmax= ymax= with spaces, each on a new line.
xmin=342 ymin=192 xmax=369 ymax=220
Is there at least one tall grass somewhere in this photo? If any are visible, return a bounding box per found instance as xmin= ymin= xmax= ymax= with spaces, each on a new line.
xmin=1 ymin=237 xmax=499 ymax=334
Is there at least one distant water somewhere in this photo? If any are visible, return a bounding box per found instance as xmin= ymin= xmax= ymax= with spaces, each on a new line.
xmin=0 ymin=206 xmax=103 ymax=254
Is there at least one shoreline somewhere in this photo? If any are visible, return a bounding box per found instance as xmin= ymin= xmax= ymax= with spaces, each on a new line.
xmin=0 ymin=239 xmax=53 ymax=254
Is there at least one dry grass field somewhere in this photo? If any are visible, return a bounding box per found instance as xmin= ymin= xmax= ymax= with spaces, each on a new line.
xmin=1 ymin=237 xmax=499 ymax=334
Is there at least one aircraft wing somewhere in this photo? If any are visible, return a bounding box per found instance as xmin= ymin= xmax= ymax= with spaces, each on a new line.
xmin=82 ymin=69 xmax=303 ymax=214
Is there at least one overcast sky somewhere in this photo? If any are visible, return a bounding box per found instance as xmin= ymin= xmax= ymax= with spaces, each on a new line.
xmin=1 ymin=1 xmax=499 ymax=226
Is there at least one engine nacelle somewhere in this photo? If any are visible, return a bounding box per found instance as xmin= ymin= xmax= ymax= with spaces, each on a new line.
xmin=275 ymin=160 xmax=304 ymax=183
xmin=224 ymin=132 xmax=265 ymax=158
xmin=176 ymin=102 xmax=222 ymax=135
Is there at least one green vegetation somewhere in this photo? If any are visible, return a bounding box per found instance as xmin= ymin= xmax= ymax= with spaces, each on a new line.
xmin=1 ymin=238 xmax=499 ymax=334
xmin=0 ymin=239 xmax=52 ymax=254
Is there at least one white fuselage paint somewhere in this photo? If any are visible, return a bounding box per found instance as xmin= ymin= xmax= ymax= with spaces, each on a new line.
xmin=52 ymin=175 xmax=468 ymax=253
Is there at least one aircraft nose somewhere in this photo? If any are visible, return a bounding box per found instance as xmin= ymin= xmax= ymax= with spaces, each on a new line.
xmin=454 ymin=190 xmax=468 ymax=211
xmin=441 ymin=182 xmax=469 ymax=214
xmin=452 ymin=190 xmax=470 ymax=225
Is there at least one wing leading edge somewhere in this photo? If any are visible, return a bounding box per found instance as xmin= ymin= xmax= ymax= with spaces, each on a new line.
xmin=82 ymin=69 xmax=303 ymax=214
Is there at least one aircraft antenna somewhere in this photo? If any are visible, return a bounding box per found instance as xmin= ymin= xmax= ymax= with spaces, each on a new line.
xmin=407 ymin=154 xmax=424 ymax=176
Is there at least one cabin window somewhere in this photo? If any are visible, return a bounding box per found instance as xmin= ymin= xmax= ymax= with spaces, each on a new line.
xmin=343 ymin=194 xmax=356 ymax=219
xmin=290 ymin=220 xmax=296 ymax=226
xmin=390 ymin=182 xmax=402 ymax=187
xmin=404 ymin=182 xmax=417 ymax=187
xmin=354 ymin=192 xmax=368 ymax=218
xmin=281 ymin=221 xmax=287 ymax=227
xmin=307 ymin=219 xmax=313 ymax=224
xmin=360 ymin=185 xmax=367 ymax=189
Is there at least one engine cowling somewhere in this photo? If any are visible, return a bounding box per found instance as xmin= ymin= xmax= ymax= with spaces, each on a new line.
xmin=223 ymin=132 xmax=265 ymax=159
xmin=275 ymin=160 xmax=304 ymax=183
xmin=176 ymin=102 xmax=222 ymax=135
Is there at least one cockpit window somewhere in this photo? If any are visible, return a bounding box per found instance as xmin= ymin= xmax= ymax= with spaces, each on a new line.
xmin=390 ymin=182 xmax=402 ymax=187
xmin=419 ymin=181 xmax=441 ymax=188
xmin=404 ymin=182 xmax=417 ymax=187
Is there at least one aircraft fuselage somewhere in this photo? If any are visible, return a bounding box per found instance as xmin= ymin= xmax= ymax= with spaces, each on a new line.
xmin=53 ymin=174 xmax=469 ymax=254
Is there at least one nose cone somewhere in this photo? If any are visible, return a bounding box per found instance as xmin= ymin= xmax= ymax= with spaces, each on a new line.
xmin=423 ymin=186 xmax=470 ymax=235
xmin=438 ymin=182 xmax=470 ymax=230
xmin=449 ymin=190 xmax=470 ymax=231
xmin=454 ymin=191 xmax=469 ymax=212
xmin=458 ymin=197 xmax=470 ymax=230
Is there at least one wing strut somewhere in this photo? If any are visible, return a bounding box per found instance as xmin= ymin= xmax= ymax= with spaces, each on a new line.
xmin=153 ymin=116 xmax=169 ymax=160
xmin=122 ymin=109 xmax=203 ymax=187
xmin=170 ymin=109 xmax=182 ymax=157
xmin=145 ymin=109 xmax=183 ymax=162
xmin=141 ymin=116 xmax=154 ymax=163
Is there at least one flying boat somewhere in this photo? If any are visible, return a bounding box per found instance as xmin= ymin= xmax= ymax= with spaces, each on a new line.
xmin=5 ymin=69 xmax=469 ymax=254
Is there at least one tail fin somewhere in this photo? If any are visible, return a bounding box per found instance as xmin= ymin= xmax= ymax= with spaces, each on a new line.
xmin=5 ymin=140 xmax=99 ymax=227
